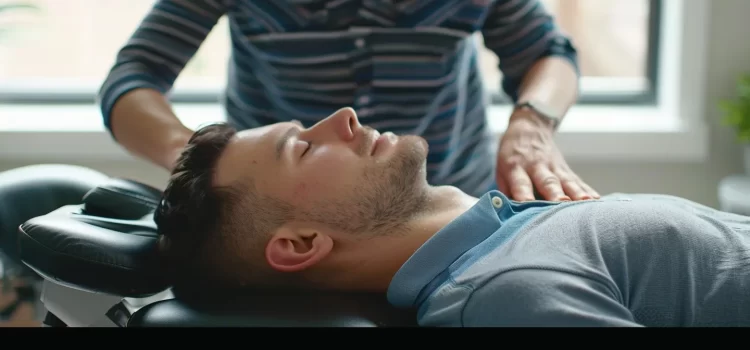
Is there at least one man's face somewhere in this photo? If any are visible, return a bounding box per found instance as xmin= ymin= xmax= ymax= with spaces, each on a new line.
xmin=214 ymin=107 xmax=430 ymax=236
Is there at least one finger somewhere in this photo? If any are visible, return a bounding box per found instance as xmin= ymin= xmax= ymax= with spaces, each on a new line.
xmin=507 ymin=166 xmax=535 ymax=201
xmin=560 ymin=178 xmax=590 ymax=200
xmin=495 ymin=157 xmax=510 ymax=196
xmin=554 ymin=171 xmax=591 ymax=201
xmin=580 ymin=181 xmax=601 ymax=199
xmin=531 ymin=164 xmax=570 ymax=201
xmin=552 ymin=164 xmax=600 ymax=200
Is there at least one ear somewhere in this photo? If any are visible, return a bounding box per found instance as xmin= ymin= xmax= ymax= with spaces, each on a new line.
xmin=265 ymin=226 xmax=334 ymax=273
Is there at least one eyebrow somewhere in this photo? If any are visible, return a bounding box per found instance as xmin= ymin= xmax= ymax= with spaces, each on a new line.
xmin=276 ymin=126 xmax=301 ymax=160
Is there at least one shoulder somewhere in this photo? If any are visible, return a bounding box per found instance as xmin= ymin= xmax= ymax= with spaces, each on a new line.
xmin=459 ymin=268 xmax=638 ymax=327
xmin=466 ymin=268 xmax=610 ymax=308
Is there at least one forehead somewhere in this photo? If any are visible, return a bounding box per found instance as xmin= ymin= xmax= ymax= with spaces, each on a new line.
xmin=212 ymin=123 xmax=291 ymax=188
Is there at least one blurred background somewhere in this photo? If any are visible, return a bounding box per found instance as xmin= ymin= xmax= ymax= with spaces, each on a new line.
xmin=0 ymin=0 xmax=748 ymax=213
xmin=0 ymin=0 xmax=650 ymax=92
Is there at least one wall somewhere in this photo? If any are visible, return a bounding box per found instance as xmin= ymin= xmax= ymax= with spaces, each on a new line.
xmin=1 ymin=0 xmax=748 ymax=209
xmin=565 ymin=0 xmax=748 ymax=209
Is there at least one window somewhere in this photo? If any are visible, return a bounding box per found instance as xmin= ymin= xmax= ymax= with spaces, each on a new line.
xmin=489 ymin=0 xmax=661 ymax=105
xmin=0 ymin=0 xmax=660 ymax=106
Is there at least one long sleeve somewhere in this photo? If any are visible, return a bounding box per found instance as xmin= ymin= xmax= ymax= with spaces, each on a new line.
xmin=461 ymin=269 xmax=643 ymax=327
xmin=480 ymin=0 xmax=579 ymax=102
xmin=97 ymin=0 xmax=227 ymax=134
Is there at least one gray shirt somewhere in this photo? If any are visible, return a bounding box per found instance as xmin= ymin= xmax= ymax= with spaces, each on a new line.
xmin=387 ymin=191 xmax=750 ymax=327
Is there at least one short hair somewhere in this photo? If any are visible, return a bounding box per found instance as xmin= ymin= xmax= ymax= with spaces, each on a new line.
xmin=154 ymin=123 xmax=293 ymax=295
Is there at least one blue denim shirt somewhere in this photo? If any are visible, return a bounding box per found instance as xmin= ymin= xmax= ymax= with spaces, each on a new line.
xmin=387 ymin=191 xmax=750 ymax=327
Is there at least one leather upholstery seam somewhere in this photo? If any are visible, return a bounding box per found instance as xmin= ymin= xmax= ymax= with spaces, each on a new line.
xmin=18 ymin=223 xmax=149 ymax=271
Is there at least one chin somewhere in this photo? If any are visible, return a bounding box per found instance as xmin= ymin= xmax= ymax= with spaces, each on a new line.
xmin=402 ymin=135 xmax=429 ymax=154
xmin=415 ymin=136 xmax=429 ymax=153
xmin=401 ymin=137 xmax=430 ymax=177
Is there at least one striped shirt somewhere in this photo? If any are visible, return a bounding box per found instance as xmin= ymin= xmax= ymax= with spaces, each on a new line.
xmin=98 ymin=0 xmax=578 ymax=197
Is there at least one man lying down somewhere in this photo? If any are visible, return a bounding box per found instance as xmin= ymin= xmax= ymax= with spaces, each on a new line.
xmin=154 ymin=107 xmax=750 ymax=327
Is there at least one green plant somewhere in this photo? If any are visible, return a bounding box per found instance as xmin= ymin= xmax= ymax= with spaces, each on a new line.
xmin=0 ymin=2 xmax=39 ymax=42
xmin=0 ymin=2 xmax=36 ymax=12
xmin=720 ymin=74 xmax=750 ymax=144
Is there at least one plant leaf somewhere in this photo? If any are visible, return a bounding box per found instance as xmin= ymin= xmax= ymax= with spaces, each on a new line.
xmin=720 ymin=73 xmax=750 ymax=143
xmin=0 ymin=3 xmax=39 ymax=13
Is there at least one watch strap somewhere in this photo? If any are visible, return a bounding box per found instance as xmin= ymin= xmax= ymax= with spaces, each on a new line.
xmin=514 ymin=101 xmax=561 ymax=130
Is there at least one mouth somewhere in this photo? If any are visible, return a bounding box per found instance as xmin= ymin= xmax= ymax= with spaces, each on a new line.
xmin=369 ymin=130 xmax=382 ymax=156
xmin=370 ymin=131 xmax=398 ymax=156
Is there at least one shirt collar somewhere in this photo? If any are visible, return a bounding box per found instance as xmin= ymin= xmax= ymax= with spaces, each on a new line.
xmin=386 ymin=190 xmax=565 ymax=308
xmin=386 ymin=190 xmax=507 ymax=308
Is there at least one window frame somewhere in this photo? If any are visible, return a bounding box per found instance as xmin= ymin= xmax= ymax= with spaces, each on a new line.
xmin=1 ymin=0 xmax=662 ymax=106
xmin=0 ymin=0 xmax=710 ymax=165
xmin=492 ymin=0 xmax=664 ymax=107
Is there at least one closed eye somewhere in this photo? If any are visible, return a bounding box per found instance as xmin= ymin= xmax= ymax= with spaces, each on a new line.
xmin=300 ymin=141 xmax=311 ymax=157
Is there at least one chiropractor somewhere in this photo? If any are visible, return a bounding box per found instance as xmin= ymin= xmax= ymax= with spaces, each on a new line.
xmin=97 ymin=0 xmax=598 ymax=202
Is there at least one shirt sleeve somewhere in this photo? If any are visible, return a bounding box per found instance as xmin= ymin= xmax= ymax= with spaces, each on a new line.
xmin=461 ymin=268 xmax=643 ymax=327
xmin=97 ymin=0 xmax=227 ymax=136
xmin=480 ymin=0 xmax=580 ymax=102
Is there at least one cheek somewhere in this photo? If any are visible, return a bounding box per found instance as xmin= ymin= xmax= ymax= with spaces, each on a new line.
xmin=291 ymin=182 xmax=309 ymax=202
xmin=289 ymin=179 xmax=335 ymax=207
xmin=300 ymin=153 xmax=359 ymax=192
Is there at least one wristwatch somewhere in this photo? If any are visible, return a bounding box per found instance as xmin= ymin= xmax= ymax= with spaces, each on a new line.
xmin=514 ymin=100 xmax=561 ymax=131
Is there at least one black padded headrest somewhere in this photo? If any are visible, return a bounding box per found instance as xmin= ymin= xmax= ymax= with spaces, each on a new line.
xmin=128 ymin=290 xmax=418 ymax=327
xmin=18 ymin=178 xmax=169 ymax=298
xmin=81 ymin=178 xmax=162 ymax=220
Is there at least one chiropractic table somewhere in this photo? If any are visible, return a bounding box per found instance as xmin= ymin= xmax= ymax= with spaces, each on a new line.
xmin=0 ymin=164 xmax=417 ymax=327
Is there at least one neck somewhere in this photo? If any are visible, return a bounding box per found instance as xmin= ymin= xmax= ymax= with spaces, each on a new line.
xmin=319 ymin=185 xmax=479 ymax=292
xmin=404 ymin=185 xmax=480 ymax=245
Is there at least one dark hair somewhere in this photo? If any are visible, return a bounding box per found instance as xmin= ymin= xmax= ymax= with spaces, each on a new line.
xmin=154 ymin=123 xmax=296 ymax=296
xmin=153 ymin=123 xmax=242 ymax=292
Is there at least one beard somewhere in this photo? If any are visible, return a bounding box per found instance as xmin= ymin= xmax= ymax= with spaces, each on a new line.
xmin=299 ymin=135 xmax=429 ymax=237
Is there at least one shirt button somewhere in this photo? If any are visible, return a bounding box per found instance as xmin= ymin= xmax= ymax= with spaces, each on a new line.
xmin=492 ymin=196 xmax=503 ymax=208
xmin=355 ymin=38 xmax=365 ymax=48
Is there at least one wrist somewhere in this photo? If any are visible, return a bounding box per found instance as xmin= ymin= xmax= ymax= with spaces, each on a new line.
xmin=163 ymin=129 xmax=193 ymax=172
xmin=511 ymin=99 xmax=564 ymax=132
xmin=509 ymin=107 xmax=556 ymax=133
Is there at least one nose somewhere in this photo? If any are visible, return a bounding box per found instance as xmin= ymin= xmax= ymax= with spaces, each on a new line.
xmin=305 ymin=107 xmax=360 ymax=142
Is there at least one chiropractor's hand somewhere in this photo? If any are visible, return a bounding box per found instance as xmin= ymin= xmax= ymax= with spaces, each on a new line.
xmin=495 ymin=113 xmax=599 ymax=202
